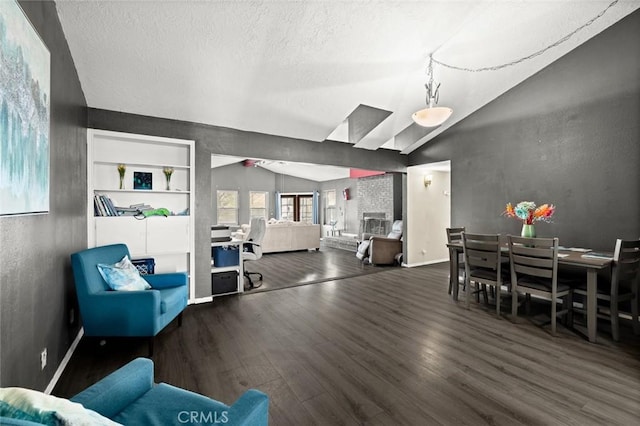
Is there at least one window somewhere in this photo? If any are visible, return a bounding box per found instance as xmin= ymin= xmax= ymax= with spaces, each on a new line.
xmin=299 ymin=196 xmax=313 ymax=223
xmin=249 ymin=191 xmax=268 ymax=219
xmin=280 ymin=195 xmax=295 ymax=221
xmin=323 ymin=190 xmax=337 ymax=225
xmin=216 ymin=190 xmax=238 ymax=224
xmin=279 ymin=194 xmax=313 ymax=223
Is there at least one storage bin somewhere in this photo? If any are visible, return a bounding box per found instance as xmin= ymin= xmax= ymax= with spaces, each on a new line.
xmin=212 ymin=246 xmax=239 ymax=267
xmin=131 ymin=258 xmax=155 ymax=275
xmin=212 ymin=271 xmax=238 ymax=295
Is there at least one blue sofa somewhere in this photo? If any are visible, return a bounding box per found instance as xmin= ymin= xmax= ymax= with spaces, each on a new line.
xmin=70 ymin=244 xmax=188 ymax=355
xmin=0 ymin=358 xmax=269 ymax=425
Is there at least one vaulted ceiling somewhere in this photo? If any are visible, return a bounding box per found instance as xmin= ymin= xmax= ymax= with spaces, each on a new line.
xmin=56 ymin=1 xmax=638 ymax=155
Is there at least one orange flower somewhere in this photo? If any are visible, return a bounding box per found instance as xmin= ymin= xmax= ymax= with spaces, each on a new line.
xmin=534 ymin=204 xmax=555 ymax=219
xmin=503 ymin=202 xmax=516 ymax=218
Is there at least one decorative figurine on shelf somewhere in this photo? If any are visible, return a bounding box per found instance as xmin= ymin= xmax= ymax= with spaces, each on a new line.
xmin=163 ymin=166 xmax=174 ymax=191
xmin=117 ymin=164 xmax=126 ymax=189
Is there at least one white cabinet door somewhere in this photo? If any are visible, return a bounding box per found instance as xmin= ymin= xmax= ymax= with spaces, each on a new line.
xmin=146 ymin=216 xmax=190 ymax=254
xmin=95 ymin=217 xmax=146 ymax=255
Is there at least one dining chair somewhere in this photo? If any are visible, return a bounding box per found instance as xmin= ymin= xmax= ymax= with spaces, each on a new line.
xmin=508 ymin=235 xmax=573 ymax=336
xmin=446 ymin=227 xmax=466 ymax=295
xmin=573 ymin=239 xmax=640 ymax=341
xmin=462 ymin=232 xmax=509 ymax=315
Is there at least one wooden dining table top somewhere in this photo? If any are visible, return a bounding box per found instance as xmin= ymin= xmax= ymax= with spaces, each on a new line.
xmin=446 ymin=241 xmax=613 ymax=270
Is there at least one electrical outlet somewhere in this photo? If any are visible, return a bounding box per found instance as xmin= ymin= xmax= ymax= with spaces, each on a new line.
xmin=40 ymin=348 xmax=47 ymax=370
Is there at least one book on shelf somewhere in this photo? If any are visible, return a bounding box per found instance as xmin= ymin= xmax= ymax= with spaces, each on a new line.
xmin=94 ymin=195 xmax=105 ymax=216
xmin=93 ymin=196 xmax=102 ymax=216
xmin=96 ymin=197 xmax=159 ymax=217
xmin=113 ymin=204 xmax=153 ymax=216
xmin=94 ymin=194 xmax=118 ymax=216
xmin=104 ymin=196 xmax=117 ymax=216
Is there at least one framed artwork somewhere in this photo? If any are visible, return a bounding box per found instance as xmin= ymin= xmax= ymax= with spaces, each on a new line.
xmin=0 ymin=0 xmax=50 ymax=215
xmin=133 ymin=172 xmax=153 ymax=190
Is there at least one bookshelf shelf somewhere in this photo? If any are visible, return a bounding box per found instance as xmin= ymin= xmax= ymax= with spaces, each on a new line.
xmin=94 ymin=189 xmax=191 ymax=194
xmin=94 ymin=160 xmax=190 ymax=170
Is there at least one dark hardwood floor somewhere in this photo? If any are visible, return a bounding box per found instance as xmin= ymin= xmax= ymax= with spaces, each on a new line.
xmin=54 ymin=259 xmax=640 ymax=425
xmin=242 ymin=246 xmax=393 ymax=293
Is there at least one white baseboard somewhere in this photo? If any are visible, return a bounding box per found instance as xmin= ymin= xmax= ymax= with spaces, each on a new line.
xmin=189 ymin=296 xmax=214 ymax=304
xmin=45 ymin=328 xmax=84 ymax=395
xmin=403 ymin=258 xmax=449 ymax=268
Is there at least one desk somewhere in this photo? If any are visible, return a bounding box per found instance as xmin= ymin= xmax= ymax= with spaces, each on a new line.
xmin=446 ymin=242 xmax=612 ymax=343
xmin=211 ymin=239 xmax=244 ymax=296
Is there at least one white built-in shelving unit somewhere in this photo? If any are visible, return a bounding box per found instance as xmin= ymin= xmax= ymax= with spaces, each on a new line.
xmin=87 ymin=129 xmax=196 ymax=302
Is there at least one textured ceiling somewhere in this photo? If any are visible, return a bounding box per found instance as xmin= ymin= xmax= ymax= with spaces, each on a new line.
xmin=56 ymin=0 xmax=639 ymax=155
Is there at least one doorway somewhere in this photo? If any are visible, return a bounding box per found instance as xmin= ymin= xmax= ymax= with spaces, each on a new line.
xmin=405 ymin=161 xmax=451 ymax=266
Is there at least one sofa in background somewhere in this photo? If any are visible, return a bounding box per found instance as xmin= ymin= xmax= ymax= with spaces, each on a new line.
xmin=235 ymin=220 xmax=321 ymax=253
xmin=0 ymin=358 xmax=269 ymax=425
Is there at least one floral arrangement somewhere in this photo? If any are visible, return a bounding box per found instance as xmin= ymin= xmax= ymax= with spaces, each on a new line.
xmin=117 ymin=164 xmax=126 ymax=189
xmin=163 ymin=167 xmax=174 ymax=190
xmin=503 ymin=201 xmax=555 ymax=225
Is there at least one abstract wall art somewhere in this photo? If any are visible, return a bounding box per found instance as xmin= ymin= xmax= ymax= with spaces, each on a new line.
xmin=0 ymin=0 xmax=50 ymax=215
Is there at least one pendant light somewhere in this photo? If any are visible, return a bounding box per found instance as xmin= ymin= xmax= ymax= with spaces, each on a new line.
xmin=412 ymin=54 xmax=452 ymax=127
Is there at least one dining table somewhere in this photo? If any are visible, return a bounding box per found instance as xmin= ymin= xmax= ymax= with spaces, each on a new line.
xmin=446 ymin=241 xmax=613 ymax=343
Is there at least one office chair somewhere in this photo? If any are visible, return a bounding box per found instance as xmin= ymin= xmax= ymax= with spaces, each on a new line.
xmin=243 ymin=217 xmax=266 ymax=289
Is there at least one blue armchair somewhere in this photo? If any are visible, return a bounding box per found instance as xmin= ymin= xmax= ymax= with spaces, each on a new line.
xmin=70 ymin=244 xmax=188 ymax=355
xmin=0 ymin=358 xmax=269 ymax=426
xmin=73 ymin=358 xmax=268 ymax=425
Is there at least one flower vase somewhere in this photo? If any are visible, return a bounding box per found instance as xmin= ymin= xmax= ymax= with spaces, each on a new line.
xmin=165 ymin=175 xmax=171 ymax=191
xmin=521 ymin=224 xmax=536 ymax=238
xmin=119 ymin=175 xmax=124 ymax=190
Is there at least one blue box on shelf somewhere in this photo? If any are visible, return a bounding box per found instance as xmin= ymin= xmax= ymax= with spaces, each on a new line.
xmin=132 ymin=258 xmax=155 ymax=275
xmin=212 ymin=246 xmax=239 ymax=267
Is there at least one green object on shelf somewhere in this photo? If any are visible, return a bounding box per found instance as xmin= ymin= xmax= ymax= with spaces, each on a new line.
xmin=142 ymin=208 xmax=170 ymax=217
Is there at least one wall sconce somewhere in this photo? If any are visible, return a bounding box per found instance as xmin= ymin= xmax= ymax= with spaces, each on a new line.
xmin=424 ymin=174 xmax=433 ymax=187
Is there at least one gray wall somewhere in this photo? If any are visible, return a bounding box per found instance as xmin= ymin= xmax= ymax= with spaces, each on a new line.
xmin=211 ymin=162 xmax=320 ymax=226
xmin=276 ymin=174 xmax=319 ymax=194
xmin=409 ymin=9 xmax=640 ymax=251
xmin=0 ymin=1 xmax=87 ymax=389
xmin=319 ymin=177 xmax=358 ymax=234
xmin=212 ymin=163 xmax=277 ymax=224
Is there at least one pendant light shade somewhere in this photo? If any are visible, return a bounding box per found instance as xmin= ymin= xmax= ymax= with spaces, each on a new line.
xmin=412 ymin=106 xmax=453 ymax=127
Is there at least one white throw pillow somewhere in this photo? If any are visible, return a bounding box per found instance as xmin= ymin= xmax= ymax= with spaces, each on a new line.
xmin=97 ymin=255 xmax=151 ymax=291
xmin=0 ymin=387 xmax=121 ymax=426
